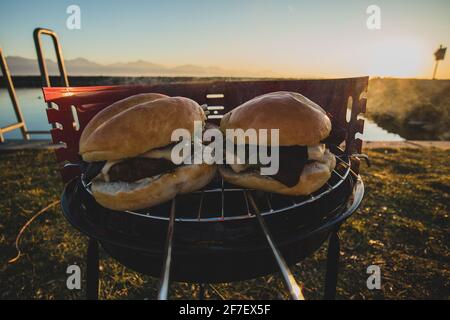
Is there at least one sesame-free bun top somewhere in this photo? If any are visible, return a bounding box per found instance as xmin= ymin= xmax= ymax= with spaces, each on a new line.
xmin=220 ymin=91 xmax=331 ymax=146
xmin=79 ymin=95 xmax=206 ymax=162
xmin=80 ymin=93 xmax=168 ymax=142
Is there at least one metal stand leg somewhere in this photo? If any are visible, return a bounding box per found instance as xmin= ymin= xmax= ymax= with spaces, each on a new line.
xmin=246 ymin=192 xmax=305 ymax=300
xmin=86 ymin=238 xmax=99 ymax=300
xmin=198 ymin=283 xmax=205 ymax=300
xmin=157 ymin=198 xmax=176 ymax=300
xmin=323 ymin=230 xmax=340 ymax=300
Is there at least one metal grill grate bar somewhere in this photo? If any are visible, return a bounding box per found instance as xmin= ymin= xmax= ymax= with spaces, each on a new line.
xmin=221 ymin=179 xmax=225 ymax=219
xmin=157 ymin=198 xmax=176 ymax=300
xmin=197 ymin=191 xmax=205 ymax=221
xmin=332 ymin=169 xmax=345 ymax=180
xmin=243 ymin=191 xmax=252 ymax=217
xmin=266 ymin=194 xmax=274 ymax=212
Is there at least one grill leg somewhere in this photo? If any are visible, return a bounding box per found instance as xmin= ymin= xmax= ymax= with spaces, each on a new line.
xmin=198 ymin=283 xmax=205 ymax=300
xmin=323 ymin=230 xmax=340 ymax=300
xmin=86 ymin=238 xmax=99 ymax=300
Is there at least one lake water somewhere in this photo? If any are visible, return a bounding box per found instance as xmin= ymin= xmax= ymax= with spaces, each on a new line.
xmin=0 ymin=89 xmax=404 ymax=141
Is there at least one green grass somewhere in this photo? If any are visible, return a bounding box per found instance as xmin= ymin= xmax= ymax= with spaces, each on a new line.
xmin=0 ymin=148 xmax=449 ymax=300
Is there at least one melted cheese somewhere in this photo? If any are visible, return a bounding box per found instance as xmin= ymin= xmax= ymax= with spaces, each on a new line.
xmin=307 ymin=144 xmax=326 ymax=162
xmin=100 ymin=160 xmax=119 ymax=182
xmin=142 ymin=146 xmax=174 ymax=161
xmin=143 ymin=141 xmax=202 ymax=163
xmin=225 ymin=148 xmax=249 ymax=173
xmin=230 ymin=163 xmax=250 ymax=173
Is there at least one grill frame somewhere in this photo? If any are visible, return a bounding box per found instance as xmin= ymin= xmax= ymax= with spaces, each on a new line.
xmin=44 ymin=78 xmax=369 ymax=299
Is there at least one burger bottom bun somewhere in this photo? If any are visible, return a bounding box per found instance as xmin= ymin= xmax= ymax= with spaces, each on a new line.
xmin=219 ymin=150 xmax=336 ymax=196
xmin=91 ymin=163 xmax=216 ymax=211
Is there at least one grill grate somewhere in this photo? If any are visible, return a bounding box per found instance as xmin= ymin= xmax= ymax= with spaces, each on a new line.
xmin=81 ymin=146 xmax=351 ymax=222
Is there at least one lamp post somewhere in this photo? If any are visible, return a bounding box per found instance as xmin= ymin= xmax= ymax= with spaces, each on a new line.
xmin=432 ymin=45 xmax=446 ymax=80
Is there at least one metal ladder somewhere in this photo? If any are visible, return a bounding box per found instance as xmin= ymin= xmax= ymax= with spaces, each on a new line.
xmin=0 ymin=28 xmax=68 ymax=142
xmin=0 ymin=47 xmax=30 ymax=142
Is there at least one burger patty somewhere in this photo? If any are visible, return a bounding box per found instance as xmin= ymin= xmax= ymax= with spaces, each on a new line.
xmin=108 ymin=157 xmax=177 ymax=182
xmin=83 ymin=141 xmax=207 ymax=183
xmin=83 ymin=144 xmax=311 ymax=186
xmin=83 ymin=157 xmax=177 ymax=183
xmin=228 ymin=145 xmax=309 ymax=188
xmin=84 ymin=161 xmax=106 ymax=182
xmin=273 ymin=146 xmax=309 ymax=187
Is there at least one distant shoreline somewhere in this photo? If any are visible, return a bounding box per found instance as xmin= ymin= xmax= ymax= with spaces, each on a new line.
xmin=0 ymin=75 xmax=266 ymax=88
xmin=1 ymin=75 xmax=449 ymax=88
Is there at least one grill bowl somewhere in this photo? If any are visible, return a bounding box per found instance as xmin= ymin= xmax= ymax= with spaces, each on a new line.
xmin=61 ymin=148 xmax=362 ymax=282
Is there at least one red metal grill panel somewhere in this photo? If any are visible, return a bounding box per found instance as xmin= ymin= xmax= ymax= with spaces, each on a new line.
xmin=43 ymin=78 xmax=368 ymax=182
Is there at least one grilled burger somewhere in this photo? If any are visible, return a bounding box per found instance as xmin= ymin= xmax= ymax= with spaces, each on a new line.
xmin=219 ymin=91 xmax=336 ymax=196
xmin=79 ymin=93 xmax=217 ymax=211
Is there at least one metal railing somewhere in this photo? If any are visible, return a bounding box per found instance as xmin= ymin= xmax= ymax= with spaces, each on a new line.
xmin=33 ymin=28 xmax=69 ymax=110
xmin=33 ymin=28 xmax=69 ymax=88
xmin=0 ymin=28 xmax=69 ymax=142
xmin=0 ymin=47 xmax=49 ymax=142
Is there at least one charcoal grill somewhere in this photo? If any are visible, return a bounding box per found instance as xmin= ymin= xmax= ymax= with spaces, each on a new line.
xmin=43 ymin=77 xmax=369 ymax=300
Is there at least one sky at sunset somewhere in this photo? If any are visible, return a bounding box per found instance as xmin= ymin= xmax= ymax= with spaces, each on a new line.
xmin=0 ymin=0 xmax=449 ymax=78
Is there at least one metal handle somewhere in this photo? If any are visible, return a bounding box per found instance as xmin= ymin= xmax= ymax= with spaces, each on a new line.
xmin=341 ymin=175 xmax=364 ymax=218
xmin=63 ymin=163 xmax=82 ymax=170
xmin=157 ymin=198 xmax=176 ymax=300
xmin=350 ymin=153 xmax=371 ymax=167
xmin=246 ymin=192 xmax=305 ymax=300
xmin=33 ymin=28 xmax=69 ymax=114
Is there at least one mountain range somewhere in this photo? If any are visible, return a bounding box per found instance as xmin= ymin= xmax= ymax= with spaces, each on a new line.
xmin=5 ymin=56 xmax=270 ymax=77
